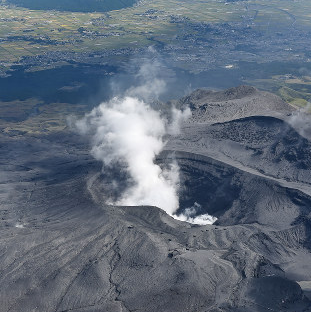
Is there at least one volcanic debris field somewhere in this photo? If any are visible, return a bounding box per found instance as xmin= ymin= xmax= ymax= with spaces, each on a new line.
xmin=0 ymin=85 xmax=311 ymax=311
xmin=1 ymin=0 xmax=311 ymax=310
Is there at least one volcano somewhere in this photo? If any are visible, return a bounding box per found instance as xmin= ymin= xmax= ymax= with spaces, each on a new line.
xmin=1 ymin=86 xmax=311 ymax=311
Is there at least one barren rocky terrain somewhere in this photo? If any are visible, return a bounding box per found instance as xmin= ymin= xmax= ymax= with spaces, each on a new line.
xmin=1 ymin=86 xmax=311 ymax=311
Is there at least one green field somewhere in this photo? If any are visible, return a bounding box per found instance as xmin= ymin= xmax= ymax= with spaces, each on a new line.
xmin=1 ymin=0 xmax=311 ymax=113
xmin=0 ymin=0 xmax=310 ymax=67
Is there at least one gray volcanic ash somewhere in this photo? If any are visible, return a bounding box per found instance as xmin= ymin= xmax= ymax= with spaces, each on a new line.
xmin=1 ymin=85 xmax=311 ymax=311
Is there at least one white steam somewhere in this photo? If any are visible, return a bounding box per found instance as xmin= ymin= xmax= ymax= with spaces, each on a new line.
xmin=76 ymin=52 xmax=216 ymax=225
xmin=288 ymin=102 xmax=311 ymax=138
xmin=175 ymin=202 xmax=217 ymax=225
xmin=77 ymin=96 xmax=190 ymax=216
xmin=127 ymin=60 xmax=167 ymax=102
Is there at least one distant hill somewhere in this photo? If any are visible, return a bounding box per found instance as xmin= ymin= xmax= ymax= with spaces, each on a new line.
xmin=7 ymin=0 xmax=137 ymax=12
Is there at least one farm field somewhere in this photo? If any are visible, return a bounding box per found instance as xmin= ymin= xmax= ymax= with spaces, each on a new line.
xmin=1 ymin=0 xmax=311 ymax=135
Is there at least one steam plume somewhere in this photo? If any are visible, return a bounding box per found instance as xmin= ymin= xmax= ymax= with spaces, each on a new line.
xmin=288 ymin=102 xmax=311 ymax=138
xmin=77 ymin=96 xmax=190 ymax=216
xmin=175 ymin=202 xmax=217 ymax=225
xmin=76 ymin=51 xmax=216 ymax=224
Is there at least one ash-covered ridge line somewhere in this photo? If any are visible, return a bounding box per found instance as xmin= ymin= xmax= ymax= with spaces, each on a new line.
xmin=0 ymin=86 xmax=311 ymax=311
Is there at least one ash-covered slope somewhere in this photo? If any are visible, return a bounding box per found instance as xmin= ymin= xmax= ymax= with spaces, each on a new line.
xmin=1 ymin=86 xmax=311 ymax=311
xmin=175 ymin=85 xmax=294 ymax=124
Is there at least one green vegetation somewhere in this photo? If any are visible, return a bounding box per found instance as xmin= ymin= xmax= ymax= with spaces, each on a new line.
xmin=1 ymin=0 xmax=311 ymax=111
xmin=245 ymin=73 xmax=311 ymax=109
xmin=278 ymin=86 xmax=309 ymax=108
xmin=0 ymin=98 xmax=86 ymax=135
xmin=0 ymin=0 xmax=310 ymax=70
